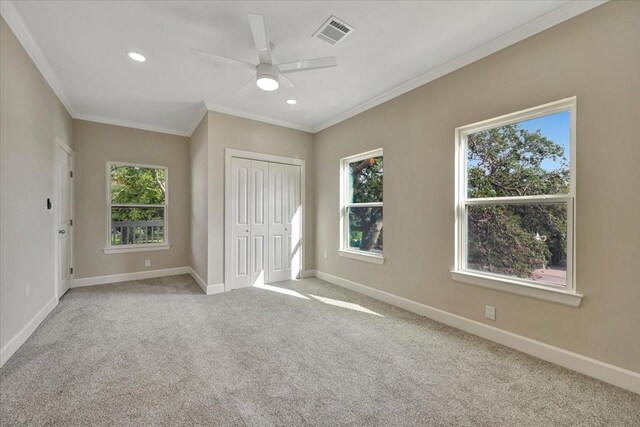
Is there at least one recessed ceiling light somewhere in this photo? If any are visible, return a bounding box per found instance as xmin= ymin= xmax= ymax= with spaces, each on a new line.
xmin=127 ymin=51 xmax=146 ymax=62
xmin=286 ymin=99 xmax=297 ymax=105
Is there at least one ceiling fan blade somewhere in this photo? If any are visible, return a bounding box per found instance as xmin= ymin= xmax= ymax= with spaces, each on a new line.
xmin=277 ymin=57 xmax=337 ymax=74
xmin=237 ymin=76 xmax=257 ymax=96
xmin=191 ymin=48 xmax=255 ymax=70
xmin=247 ymin=14 xmax=272 ymax=64
xmin=280 ymin=74 xmax=304 ymax=93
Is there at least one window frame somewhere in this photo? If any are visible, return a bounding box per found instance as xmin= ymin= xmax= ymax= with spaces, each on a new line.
xmin=453 ymin=97 xmax=582 ymax=306
xmin=103 ymin=161 xmax=171 ymax=254
xmin=339 ymin=148 xmax=384 ymax=265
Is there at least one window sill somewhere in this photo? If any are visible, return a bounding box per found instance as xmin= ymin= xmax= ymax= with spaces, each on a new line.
xmin=451 ymin=270 xmax=582 ymax=307
xmin=338 ymin=249 xmax=385 ymax=265
xmin=103 ymin=244 xmax=171 ymax=254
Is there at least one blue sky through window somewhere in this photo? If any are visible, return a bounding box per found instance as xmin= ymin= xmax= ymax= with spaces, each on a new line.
xmin=518 ymin=111 xmax=570 ymax=171
xmin=467 ymin=110 xmax=570 ymax=172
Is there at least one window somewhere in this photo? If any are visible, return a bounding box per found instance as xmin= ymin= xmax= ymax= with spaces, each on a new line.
xmin=104 ymin=162 xmax=170 ymax=254
xmin=453 ymin=98 xmax=581 ymax=306
xmin=339 ymin=149 xmax=384 ymax=264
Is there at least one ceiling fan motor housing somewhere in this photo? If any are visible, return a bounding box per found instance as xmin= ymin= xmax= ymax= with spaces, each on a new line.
xmin=256 ymin=63 xmax=279 ymax=90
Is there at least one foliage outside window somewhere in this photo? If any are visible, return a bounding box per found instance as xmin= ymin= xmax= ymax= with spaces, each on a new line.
xmin=455 ymin=98 xmax=576 ymax=290
xmin=108 ymin=163 xmax=168 ymax=247
xmin=341 ymin=149 xmax=383 ymax=259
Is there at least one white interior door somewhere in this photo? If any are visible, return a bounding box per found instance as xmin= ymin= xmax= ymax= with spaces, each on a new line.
xmin=231 ymin=158 xmax=251 ymax=289
xmin=249 ymin=160 xmax=268 ymax=285
xmin=56 ymin=147 xmax=73 ymax=297
xmin=268 ymin=163 xmax=301 ymax=283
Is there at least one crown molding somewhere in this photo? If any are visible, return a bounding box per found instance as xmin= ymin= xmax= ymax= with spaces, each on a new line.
xmin=204 ymin=101 xmax=314 ymax=133
xmin=310 ymin=0 xmax=606 ymax=133
xmin=73 ymin=113 xmax=192 ymax=137
xmin=0 ymin=0 xmax=75 ymax=116
xmin=72 ymin=102 xmax=311 ymax=139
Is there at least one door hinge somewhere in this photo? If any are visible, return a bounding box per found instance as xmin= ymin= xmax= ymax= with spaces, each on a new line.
xmin=70 ymin=267 xmax=73 ymax=274
xmin=70 ymin=171 xmax=73 ymax=178
xmin=70 ymin=219 xmax=73 ymax=226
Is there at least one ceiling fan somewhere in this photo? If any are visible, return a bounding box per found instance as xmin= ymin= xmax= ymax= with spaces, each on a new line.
xmin=193 ymin=14 xmax=337 ymax=96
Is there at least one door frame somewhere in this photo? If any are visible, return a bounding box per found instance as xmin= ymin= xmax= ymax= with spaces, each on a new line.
xmin=224 ymin=149 xmax=306 ymax=292
xmin=54 ymin=138 xmax=75 ymax=298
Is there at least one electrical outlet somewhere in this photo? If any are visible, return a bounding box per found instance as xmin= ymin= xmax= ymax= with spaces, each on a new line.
xmin=485 ymin=305 xmax=496 ymax=321
xmin=26 ymin=282 xmax=30 ymax=297
xmin=324 ymin=251 xmax=328 ymax=259
xmin=144 ymin=259 xmax=151 ymax=268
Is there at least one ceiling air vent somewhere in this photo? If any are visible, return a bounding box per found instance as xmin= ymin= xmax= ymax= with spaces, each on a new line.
xmin=313 ymin=16 xmax=354 ymax=46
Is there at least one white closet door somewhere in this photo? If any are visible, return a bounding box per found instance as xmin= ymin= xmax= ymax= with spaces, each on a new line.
xmin=249 ymin=160 xmax=269 ymax=285
xmin=285 ymin=164 xmax=301 ymax=281
xmin=231 ymin=158 xmax=251 ymax=288
xmin=268 ymin=163 xmax=301 ymax=283
xmin=231 ymin=157 xmax=301 ymax=288
xmin=268 ymin=163 xmax=287 ymax=283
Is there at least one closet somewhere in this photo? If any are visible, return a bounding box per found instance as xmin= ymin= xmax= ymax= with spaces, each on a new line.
xmin=230 ymin=157 xmax=301 ymax=289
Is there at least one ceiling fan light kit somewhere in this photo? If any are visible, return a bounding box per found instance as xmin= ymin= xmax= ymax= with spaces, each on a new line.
xmin=256 ymin=64 xmax=279 ymax=91
xmin=193 ymin=13 xmax=338 ymax=96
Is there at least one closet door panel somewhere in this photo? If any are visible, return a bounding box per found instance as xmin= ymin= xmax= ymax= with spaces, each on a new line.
xmin=267 ymin=163 xmax=301 ymax=283
xmin=284 ymin=164 xmax=301 ymax=280
xmin=250 ymin=160 xmax=269 ymax=285
xmin=231 ymin=158 xmax=251 ymax=288
xmin=268 ymin=163 xmax=287 ymax=283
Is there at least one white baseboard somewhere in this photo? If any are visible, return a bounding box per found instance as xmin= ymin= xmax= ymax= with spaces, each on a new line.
xmin=0 ymin=296 xmax=58 ymax=367
xmin=207 ymin=283 xmax=225 ymax=295
xmin=188 ymin=268 xmax=224 ymax=295
xmin=73 ymin=267 xmax=191 ymax=288
xmin=313 ymin=270 xmax=640 ymax=395
xmin=189 ymin=268 xmax=208 ymax=293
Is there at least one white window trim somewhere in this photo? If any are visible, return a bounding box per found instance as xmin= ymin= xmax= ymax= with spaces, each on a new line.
xmin=103 ymin=161 xmax=170 ymax=254
xmin=103 ymin=244 xmax=170 ymax=255
xmin=339 ymin=148 xmax=384 ymax=264
xmin=338 ymin=249 xmax=385 ymax=265
xmin=452 ymin=97 xmax=582 ymax=306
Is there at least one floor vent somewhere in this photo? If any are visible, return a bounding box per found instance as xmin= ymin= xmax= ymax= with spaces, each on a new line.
xmin=313 ymin=16 xmax=354 ymax=46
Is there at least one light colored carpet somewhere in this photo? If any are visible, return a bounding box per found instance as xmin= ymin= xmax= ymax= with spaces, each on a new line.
xmin=0 ymin=275 xmax=638 ymax=426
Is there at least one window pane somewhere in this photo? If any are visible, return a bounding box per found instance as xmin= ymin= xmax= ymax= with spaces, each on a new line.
xmin=348 ymin=206 xmax=383 ymax=253
xmin=111 ymin=207 xmax=165 ymax=245
xmin=111 ymin=165 xmax=166 ymax=204
xmin=466 ymin=203 xmax=567 ymax=286
xmin=467 ymin=111 xmax=570 ymax=198
xmin=349 ymin=156 xmax=383 ymax=203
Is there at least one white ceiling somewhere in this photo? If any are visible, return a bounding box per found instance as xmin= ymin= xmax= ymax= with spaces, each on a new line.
xmin=3 ymin=1 xmax=602 ymax=135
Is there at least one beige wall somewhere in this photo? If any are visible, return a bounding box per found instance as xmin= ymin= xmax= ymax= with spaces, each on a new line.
xmin=0 ymin=17 xmax=74 ymax=352
xmin=190 ymin=114 xmax=208 ymax=282
xmin=206 ymin=111 xmax=315 ymax=285
xmin=314 ymin=1 xmax=640 ymax=373
xmin=74 ymin=120 xmax=190 ymax=278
